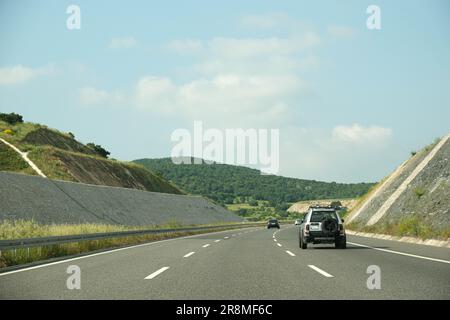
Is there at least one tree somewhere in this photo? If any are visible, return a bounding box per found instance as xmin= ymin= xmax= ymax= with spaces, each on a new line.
xmin=330 ymin=201 xmax=343 ymax=209
xmin=0 ymin=112 xmax=23 ymax=125
xmin=86 ymin=143 xmax=110 ymax=158
xmin=276 ymin=202 xmax=290 ymax=211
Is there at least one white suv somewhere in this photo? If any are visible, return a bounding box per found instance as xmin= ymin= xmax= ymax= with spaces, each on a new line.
xmin=298 ymin=206 xmax=346 ymax=249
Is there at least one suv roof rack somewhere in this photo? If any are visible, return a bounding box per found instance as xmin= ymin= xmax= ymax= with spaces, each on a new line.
xmin=309 ymin=205 xmax=335 ymax=209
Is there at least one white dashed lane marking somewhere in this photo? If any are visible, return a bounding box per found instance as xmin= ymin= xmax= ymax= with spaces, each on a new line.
xmin=308 ymin=265 xmax=334 ymax=278
xmin=145 ymin=267 xmax=170 ymax=280
xmin=183 ymin=252 xmax=195 ymax=258
xmin=286 ymin=250 xmax=295 ymax=257
xmin=202 ymin=244 xmax=210 ymax=248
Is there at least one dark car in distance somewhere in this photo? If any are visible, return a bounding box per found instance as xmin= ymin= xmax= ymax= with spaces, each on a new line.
xmin=267 ymin=219 xmax=280 ymax=229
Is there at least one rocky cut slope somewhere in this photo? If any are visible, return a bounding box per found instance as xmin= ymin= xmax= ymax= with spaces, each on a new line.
xmin=346 ymin=134 xmax=450 ymax=239
xmin=0 ymin=120 xmax=183 ymax=195
xmin=0 ymin=171 xmax=242 ymax=225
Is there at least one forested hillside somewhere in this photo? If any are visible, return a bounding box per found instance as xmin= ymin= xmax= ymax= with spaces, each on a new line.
xmin=134 ymin=157 xmax=374 ymax=205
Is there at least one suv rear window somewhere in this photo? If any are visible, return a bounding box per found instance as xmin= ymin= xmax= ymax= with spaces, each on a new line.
xmin=310 ymin=211 xmax=337 ymax=222
xmin=269 ymin=219 xmax=278 ymax=223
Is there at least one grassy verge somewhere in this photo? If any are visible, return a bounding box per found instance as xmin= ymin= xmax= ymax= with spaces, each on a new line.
xmin=25 ymin=146 xmax=76 ymax=181
xmin=0 ymin=142 xmax=37 ymax=176
xmin=346 ymin=215 xmax=450 ymax=240
xmin=0 ymin=220 xmax=256 ymax=268
xmin=0 ymin=121 xmax=42 ymax=143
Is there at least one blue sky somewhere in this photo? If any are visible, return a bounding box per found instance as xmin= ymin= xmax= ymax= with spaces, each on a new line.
xmin=1 ymin=0 xmax=449 ymax=182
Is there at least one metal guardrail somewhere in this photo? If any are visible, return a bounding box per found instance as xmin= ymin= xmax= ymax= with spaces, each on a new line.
xmin=0 ymin=223 xmax=265 ymax=251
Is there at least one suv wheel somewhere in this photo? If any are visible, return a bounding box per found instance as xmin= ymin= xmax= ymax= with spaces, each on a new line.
xmin=335 ymin=236 xmax=347 ymax=249
xmin=300 ymin=234 xmax=307 ymax=249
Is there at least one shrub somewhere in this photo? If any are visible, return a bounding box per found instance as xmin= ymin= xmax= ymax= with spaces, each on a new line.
xmin=3 ymin=129 xmax=14 ymax=135
xmin=86 ymin=143 xmax=110 ymax=158
xmin=330 ymin=200 xmax=343 ymax=209
xmin=275 ymin=202 xmax=290 ymax=211
xmin=410 ymin=150 xmax=417 ymax=157
xmin=413 ymin=187 xmax=426 ymax=198
xmin=0 ymin=113 xmax=24 ymax=125
xmin=68 ymin=132 xmax=75 ymax=139
xmin=248 ymin=200 xmax=259 ymax=206
xmin=397 ymin=216 xmax=432 ymax=239
xmin=237 ymin=208 xmax=249 ymax=216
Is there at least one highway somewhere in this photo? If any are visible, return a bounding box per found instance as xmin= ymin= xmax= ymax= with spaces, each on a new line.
xmin=0 ymin=225 xmax=449 ymax=299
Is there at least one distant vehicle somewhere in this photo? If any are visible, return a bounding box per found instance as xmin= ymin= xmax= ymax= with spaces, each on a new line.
xmin=298 ymin=206 xmax=346 ymax=249
xmin=294 ymin=219 xmax=302 ymax=225
xmin=267 ymin=219 xmax=280 ymax=229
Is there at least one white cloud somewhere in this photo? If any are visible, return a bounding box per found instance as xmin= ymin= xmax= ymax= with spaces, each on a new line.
xmin=210 ymin=34 xmax=319 ymax=58
xmin=132 ymin=73 xmax=304 ymax=126
xmin=109 ymin=37 xmax=137 ymax=49
xmin=167 ymin=34 xmax=320 ymax=80
xmin=332 ymin=124 xmax=392 ymax=144
xmin=169 ymin=34 xmax=320 ymax=59
xmin=0 ymin=65 xmax=54 ymax=85
xmin=241 ymin=13 xmax=286 ymax=29
xmin=135 ymin=76 xmax=177 ymax=113
xmin=167 ymin=39 xmax=204 ymax=55
xmin=280 ymin=125 xmax=394 ymax=182
xmin=80 ymin=87 xmax=124 ymax=105
xmin=87 ymin=28 xmax=320 ymax=127
xmin=327 ymin=26 xmax=356 ymax=39
xmin=240 ymin=12 xmax=304 ymax=30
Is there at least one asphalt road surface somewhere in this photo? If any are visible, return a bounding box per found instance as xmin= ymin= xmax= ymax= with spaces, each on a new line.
xmin=1 ymin=225 xmax=449 ymax=299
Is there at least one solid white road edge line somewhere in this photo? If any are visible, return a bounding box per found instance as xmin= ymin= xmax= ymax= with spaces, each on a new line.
xmin=348 ymin=242 xmax=450 ymax=264
xmin=308 ymin=265 xmax=334 ymax=278
xmin=286 ymin=250 xmax=295 ymax=256
xmin=183 ymin=252 xmax=195 ymax=258
xmin=145 ymin=267 xmax=170 ymax=279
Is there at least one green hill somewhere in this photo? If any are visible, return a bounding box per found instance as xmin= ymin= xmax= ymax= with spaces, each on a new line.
xmin=0 ymin=118 xmax=183 ymax=195
xmin=134 ymin=157 xmax=375 ymax=205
